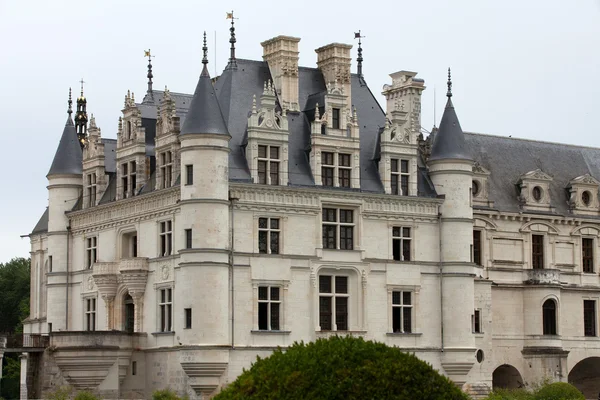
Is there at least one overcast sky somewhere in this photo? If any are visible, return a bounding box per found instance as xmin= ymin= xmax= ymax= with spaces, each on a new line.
xmin=1 ymin=0 xmax=599 ymax=263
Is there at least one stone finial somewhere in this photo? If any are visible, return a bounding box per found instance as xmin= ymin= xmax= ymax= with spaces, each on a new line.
xmin=315 ymin=102 xmax=320 ymax=120
xmin=89 ymin=114 xmax=97 ymax=129
xmin=118 ymin=116 xmax=123 ymax=135
xmin=252 ymin=95 xmax=257 ymax=114
xmin=447 ymin=67 xmax=452 ymax=98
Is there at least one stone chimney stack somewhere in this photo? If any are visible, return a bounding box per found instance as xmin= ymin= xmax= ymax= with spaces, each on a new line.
xmin=261 ymin=36 xmax=301 ymax=111
xmin=315 ymin=43 xmax=353 ymax=100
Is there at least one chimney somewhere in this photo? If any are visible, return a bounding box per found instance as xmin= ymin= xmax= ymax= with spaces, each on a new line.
xmin=315 ymin=43 xmax=353 ymax=100
xmin=261 ymin=36 xmax=301 ymax=111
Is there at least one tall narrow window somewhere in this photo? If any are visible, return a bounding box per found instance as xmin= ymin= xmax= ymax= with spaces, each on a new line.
xmin=184 ymin=308 xmax=192 ymax=329
xmin=160 ymin=151 xmax=173 ymax=189
xmin=392 ymin=227 xmax=411 ymax=261
xmin=87 ymin=173 xmax=97 ymax=207
xmin=532 ymin=234 xmax=544 ymax=269
xmin=322 ymin=152 xmax=334 ymax=187
xmin=391 ymin=159 xmax=409 ymax=195
xmin=322 ymin=208 xmax=354 ymax=250
xmin=391 ymin=159 xmax=400 ymax=195
xmin=159 ymin=221 xmax=173 ymax=257
xmin=258 ymin=217 xmax=280 ymax=254
xmin=85 ymin=298 xmax=96 ymax=331
xmin=582 ymin=238 xmax=594 ymax=273
xmin=132 ymin=235 xmax=138 ymax=257
xmin=332 ymin=108 xmax=340 ymax=129
xmin=542 ymin=299 xmax=557 ymax=335
xmin=258 ymin=286 xmax=281 ymax=331
xmin=472 ymin=309 xmax=482 ymax=333
xmin=185 ymin=229 xmax=192 ymax=249
xmin=49 ymin=256 xmax=53 ymax=273
xmin=400 ymin=160 xmax=409 ymax=195
xmin=392 ymin=291 xmax=412 ymax=333
xmin=338 ymin=154 xmax=351 ymax=188
xmin=319 ymin=275 xmax=348 ymax=331
xmin=130 ymin=161 xmax=137 ymax=195
xmin=86 ymin=237 xmax=97 ymax=269
xmin=473 ymin=230 xmax=482 ymax=266
xmin=185 ymin=164 xmax=193 ymax=185
xmin=257 ymin=145 xmax=280 ymax=185
xmin=159 ymin=288 xmax=173 ymax=332
xmin=121 ymin=163 xmax=129 ymax=198
xmin=584 ymin=300 xmax=596 ymax=337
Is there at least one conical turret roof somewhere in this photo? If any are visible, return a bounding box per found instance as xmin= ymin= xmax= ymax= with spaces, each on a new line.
xmin=47 ymin=115 xmax=83 ymax=177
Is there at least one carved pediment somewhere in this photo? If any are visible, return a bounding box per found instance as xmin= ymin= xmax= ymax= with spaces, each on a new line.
xmin=570 ymin=174 xmax=600 ymax=186
xmin=520 ymin=169 xmax=553 ymax=182
xmin=473 ymin=162 xmax=490 ymax=176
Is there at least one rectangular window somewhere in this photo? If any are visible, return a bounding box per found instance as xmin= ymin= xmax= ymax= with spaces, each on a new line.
xmin=401 ymin=160 xmax=409 ymax=195
xmin=49 ymin=256 xmax=53 ymax=273
xmin=159 ymin=221 xmax=173 ymax=257
xmin=258 ymin=217 xmax=280 ymax=254
xmin=130 ymin=161 xmax=137 ymax=195
xmin=85 ymin=298 xmax=96 ymax=331
xmin=332 ymin=108 xmax=340 ymax=129
xmin=392 ymin=227 xmax=411 ymax=261
xmin=184 ymin=308 xmax=192 ymax=329
xmin=121 ymin=163 xmax=128 ymax=198
xmin=86 ymin=237 xmax=97 ymax=269
xmin=87 ymin=173 xmax=97 ymax=207
xmin=319 ymin=275 xmax=348 ymax=331
xmin=132 ymin=235 xmax=138 ymax=257
xmin=338 ymin=153 xmax=351 ymax=188
xmin=160 ymin=151 xmax=173 ymax=189
xmin=473 ymin=230 xmax=482 ymax=266
xmin=322 ymin=152 xmax=335 ymax=187
xmin=185 ymin=164 xmax=193 ymax=185
xmin=257 ymin=145 xmax=280 ymax=185
xmin=132 ymin=361 xmax=137 ymax=376
xmin=391 ymin=159 xmax=399 ymax=195
xmin=185 ymin=229 xmax=192 ymax=249
xmin=390 ymin=159 xmax=410 ymax=195
xmin=473 ymin=309 xmax=482 ymax=333
xmin=159 ymin=288 xmax=173 ymax=332
xmin=392 ymin=291 xmax=412 ymax=333
xmin=584 ymin=300 xmax=596 ymax=337
xmin=258 ymin=286 xmax=281 ymax=331
xmin=532 ymin=234 xmax=544 ymax=269
xmin=583 ymin=238 xmax=594 ymax=273
xmin=322 ymin=208 xmax=354 ymax=250
xmin=121 ymin=161 xmax=137 ymax=198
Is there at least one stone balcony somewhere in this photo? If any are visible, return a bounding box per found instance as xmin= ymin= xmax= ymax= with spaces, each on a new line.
xmin=119 ymin=257 xmax=149 ymax=273
xmin=525 ymin=268 xmax=561 ymax=285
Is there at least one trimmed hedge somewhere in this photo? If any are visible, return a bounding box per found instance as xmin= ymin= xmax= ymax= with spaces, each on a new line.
xmin=214 ymin=336 xmax=469 ymax=400
xmin=533 ymin=382 xmax=584 ymax=400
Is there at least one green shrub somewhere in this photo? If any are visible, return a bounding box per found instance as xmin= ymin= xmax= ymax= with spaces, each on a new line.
xmin=533 ymin=382 xmax=584 ymax=400
xmin=152 ymin=388 xmax=185 ymax=400
xmin=74 ymin=391 xmax=101 ymax=400
xmin=214 ymin=336 xmax=469 ymax=400
xmin=46 ymin=385 xmax=74 ymax=400
xmin=484 ymin=388 xmax=533 ymax=400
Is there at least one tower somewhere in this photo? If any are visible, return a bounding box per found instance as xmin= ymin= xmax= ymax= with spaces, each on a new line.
xmin=427 ymin=70 xmax=475 ymax=385
xmin=46 ymin=89 xmax=83 ymax=331
xmin=178 ymin=32 xmax=231 ymax=345
xmin=75 ymin=80 xmax=88 ymax=148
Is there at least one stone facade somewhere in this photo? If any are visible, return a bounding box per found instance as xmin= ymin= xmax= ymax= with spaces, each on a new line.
xmin=21 ymin=31 xmax=600 ymax=400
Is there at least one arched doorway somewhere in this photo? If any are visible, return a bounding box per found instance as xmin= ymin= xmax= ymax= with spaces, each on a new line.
xmin=492 ymin=364 xmax=523 ymax=390
xmin=123 ymin=293 xmax=134 ymax=333
xmin=568 ymin=357 xmax=600 ymax=399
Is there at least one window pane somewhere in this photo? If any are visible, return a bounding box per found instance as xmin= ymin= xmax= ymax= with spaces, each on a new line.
xmin=319 ymin=297 xmax=332 ymax=330
xmin=322 ymin=152 xmax=334 ymax=165
xmin=335 ymin=297 xmax=348 ymax=331
xmin=583 ymin=238 xmax=594 ymax=273
xmin=532 ymin=235 xmax=544 ymax=269
xmin=401 ymin=160 xmax=409 ymax=173
xmin=340 ymin=210 xmax=353 ymax=223
xmin=270 ymin=219 xmax=279 ymax=229
xmin=584 ymin=300 xmax=596 ymax=337
xmin=402 ymin=239 xmax=411 ymax=261
xmin=335 ymin=276 xmax=348 ymax=294
xmin=258 ymin=218 xmax=268 ymax=229
xmin=392 ymin=227 xmax=400 ymax=237
xmin=473 ymin=230 xmax=482 ymax=266
xmin=543 ymin=300 xmax=556 ymax=335
xmin=392 ymin=291 xmax=401 ymax=305
xmin=258 ymin=161 xmax=267 ymax=184
xmin=271 ymin=303 xmax=280 ymax=330
xmin=401 ymin=175 xmax=409 ymax=196
xmin=322 ymin=167 xmax=334 ymax=186
xmin=270 ymin=232 xmax=280 ymax=254
xmin=323 ymin=208 xmax=336 ymax=222
xmin=339 ymin=169 xmax=351 ymax=188
xmin=270 ymin=146 xmax=279 ymax=159
xmin=393 ymin=306 xmax=401 ymax=332
xmin=323 ymin=225 xmax=336 ymax=249
xmin=258 ymin=302 xmax=268 ymax=330
xmin=270 ymin=287 xmax=280 ymax=301
xmin=339 ymin=154 xmax=351 ymax=167
xmin=319 ymin=275 xmax=332 ymax=293
xmin=258 ymin=231 xmax=268 ymax=254
xmin=270 ymin=161 xmax=279 ymax=185
xmin=340 ymin=226 xmax=353 ymax=250
xmin=403 ymin=292 xmax=411 ymax=305
xmin=258 ymin=145 xmax=267 ymax=158
xmin=391 ymin=159 xmax=398 ymax=172
xmin=258 ymin=286 xmax=268 ymax=300
xmin=403 ymin=307 xmax=412 ymax=333
xmin=391 ymin=175 xmax=399 ymax=195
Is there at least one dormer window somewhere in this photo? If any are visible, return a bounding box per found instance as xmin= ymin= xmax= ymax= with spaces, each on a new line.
xmin=391 ymin=159 xmax=409 ymax=195
xmin=532 ymin=186 xmax=543 ymax=202
xmin=86 ymin=173 xmax=97 ymax=207
xmin=332 ymin=108 xmax=340 ymax=129
xmin=471 ymin=162 xmax=492 ymax=207
xmin=257 ymin=145 xmax=280 ymax=185
xmin=567 ymin=174 xmax=600 ymax=215
xmin=160 ymin=151 xmax=173 ymax=189
xmin=518 ymin=169 xmax=553 ymax=211
xmin=582 ymin=191 xmax=592 ymax=206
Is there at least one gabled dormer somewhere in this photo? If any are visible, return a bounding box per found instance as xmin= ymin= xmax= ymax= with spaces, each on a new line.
xmin=568 ymin=174 xmax=600 ymax=215
xmin=82 ymin=115 xmax=108 ymax=208
xmin=116 ymin=91 xmax=148 ymax=200
xmin=518 ymin=169 xmax=554 ymax=212
xmin=246 ymin=81 xmax=289 ymax=185
xmin=155 ymin=87 xmax=181 ymax=190
xmin=472 ymin=162 xmax=492 ymax=207
xmin=379 ymin=100 xmax=419 ymax=196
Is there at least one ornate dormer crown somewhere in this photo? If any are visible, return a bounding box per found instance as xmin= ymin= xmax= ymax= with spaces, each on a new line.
xmin=518 ymin=169 xmax=554 ymax=211
xmin=567 ymin=174 xmax=600 ymax=215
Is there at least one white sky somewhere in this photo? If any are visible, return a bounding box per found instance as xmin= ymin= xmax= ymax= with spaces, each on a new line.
xmin=1 ymin=0 xmax=599 ymax=263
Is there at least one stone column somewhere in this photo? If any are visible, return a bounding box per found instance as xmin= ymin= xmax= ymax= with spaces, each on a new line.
xmin=131 ymin=293 xmax=144 ymax=333
xmin=102 ymin=295 xmax=115 ymax=330
xmin=19 ymin=352 xmax=28 ymax=400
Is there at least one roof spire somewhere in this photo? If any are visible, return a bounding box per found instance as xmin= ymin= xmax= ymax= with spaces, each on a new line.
xmin=226 ymin=10 xmax=237 ymax=68
xmin=446 ymin=67 xmax=452 ymax=98
xmin=144 ymin=49 xmax=154 ymax=98
xmin=354 ymin=31 xmax=365 ymax=78
xmin=67 ymin=87 xmax=73 ymax=117
xmin=201 ymin=31 xmax=209 ymax=76
xmin=79 ymin=78 xmax=85 ymax=98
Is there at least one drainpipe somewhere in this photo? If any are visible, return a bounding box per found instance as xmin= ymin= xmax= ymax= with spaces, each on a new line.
xmin=66 ymin=223 xmax=71 ymax=331
xmin=438 ymin=210 xmax=444 ymax=352
xmin=229 ymin=194 xmax=238 ymax=348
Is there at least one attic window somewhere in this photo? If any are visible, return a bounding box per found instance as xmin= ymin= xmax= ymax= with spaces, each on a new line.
xmin=582 ymin=191 xmax=591 ymax=206
xmin=532 ymin=186 xmax=543 ymax=202
xmin=472 ymin=180 xmax=480 ymax=197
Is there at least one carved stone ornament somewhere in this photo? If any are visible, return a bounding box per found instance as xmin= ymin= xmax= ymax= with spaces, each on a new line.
xmin=521 ymin=169 xmax=553 ymax=182
xmin=87 ymin=276 xmax=95 ymax=290
xmin=161 ymin=265 xmax=170 ymax=280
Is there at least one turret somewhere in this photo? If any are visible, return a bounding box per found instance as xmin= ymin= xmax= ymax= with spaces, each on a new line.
xmin=178 ymin=32 xmax=231 ymax=345
xmin=46 ymin=89 xmax=83 ymax=331
xmin=427 ymin=70 xmax=475 ymax=386
xmin=75 ymin=80 xmax=88 ymax=148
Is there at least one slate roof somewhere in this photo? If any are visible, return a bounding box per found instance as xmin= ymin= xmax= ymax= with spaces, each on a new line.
xmin=47 ymin=116 xmax=83 ymax=176
xmin=31 ymin=207 xmax=49 ymax=235
xmin=429 ymin=97 xmax=471 ymax=162
xmin=465 ymin=133 xmax=600 ymax=215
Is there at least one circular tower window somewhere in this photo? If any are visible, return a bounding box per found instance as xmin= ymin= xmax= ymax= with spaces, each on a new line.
xmin=532 ymin=186 xmax=543 ymax=202
xmin=476 ymin=349 xmax=484 ymax=363
xmin=582 ymin=191 xmax=591 ymax=206
xmin=472 ymin=180 xmax=480 ymax=197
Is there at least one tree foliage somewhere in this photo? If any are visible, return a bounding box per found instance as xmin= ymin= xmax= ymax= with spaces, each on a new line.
xmin=214 ymin=336 xmax=468 ymax=400
xmin=484 ymin=381 xmax=585 ymax=400
xmin=0 ymin=257 xmax=30 ymax=333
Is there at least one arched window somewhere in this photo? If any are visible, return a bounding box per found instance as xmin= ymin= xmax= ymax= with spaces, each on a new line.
xmin=543 ymin=299 xmax=557 ymax=335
